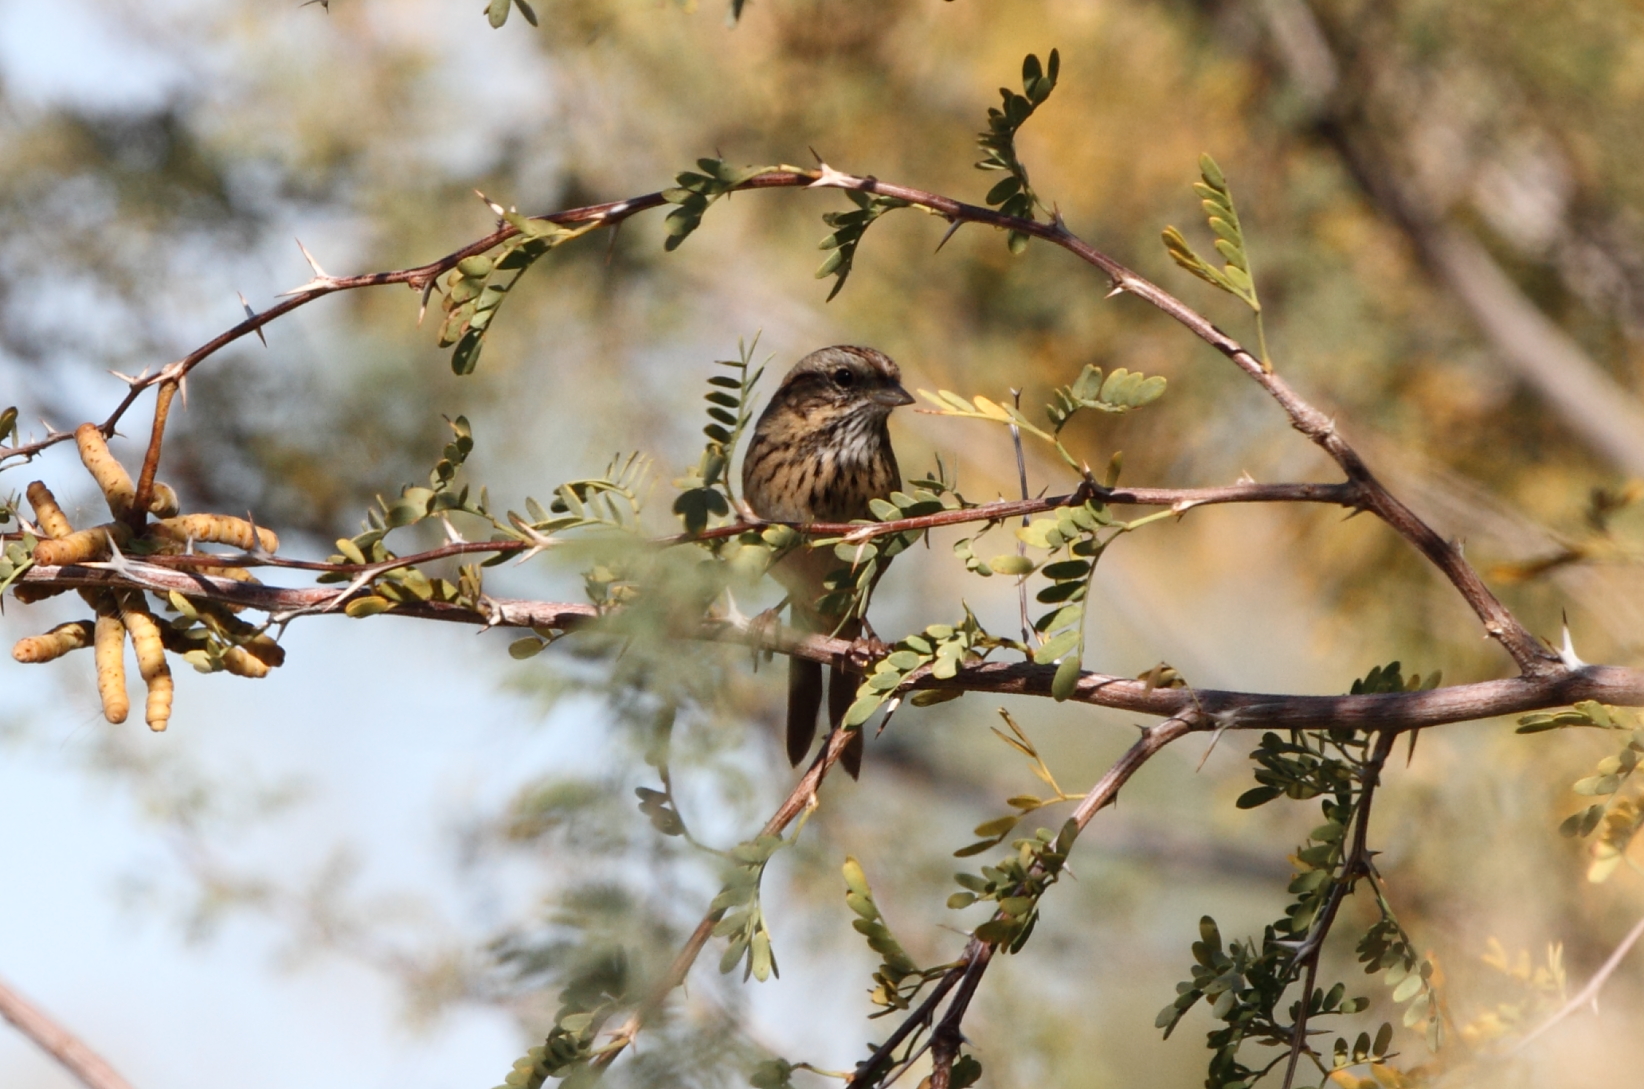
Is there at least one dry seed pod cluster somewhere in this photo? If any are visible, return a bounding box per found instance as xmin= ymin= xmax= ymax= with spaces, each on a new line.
xmin=9 ymin=423 xmax=285 ymax=730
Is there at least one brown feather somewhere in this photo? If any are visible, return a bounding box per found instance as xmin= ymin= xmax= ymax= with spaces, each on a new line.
xmin=742 ymin=346 xmax=911 ymax=774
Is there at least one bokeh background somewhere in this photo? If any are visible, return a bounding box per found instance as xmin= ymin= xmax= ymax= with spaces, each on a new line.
xmin=5 ymin=0 xmax=1644 ymax=1086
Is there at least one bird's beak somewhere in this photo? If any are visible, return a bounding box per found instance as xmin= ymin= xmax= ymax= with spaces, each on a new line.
xmin=874 ymin=383 xmax=916 ymax=408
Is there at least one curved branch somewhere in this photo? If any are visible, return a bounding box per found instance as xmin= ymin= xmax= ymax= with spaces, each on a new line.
xmin=0 ymin=165 xmax=1546 ymax=677
xmin=0 ymin=187 xmax=681 ymax=466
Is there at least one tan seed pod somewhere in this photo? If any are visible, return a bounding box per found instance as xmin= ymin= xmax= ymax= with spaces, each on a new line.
xmin=10 ymin=583 xmax=70 ymax=604
xmin=75 ymin=424 xmax=135 ymax=518
xmin=25 ymin=481 xmax=74 ymax=538
xmin=12 ymin=620 xmax=96 ymax=663
xmin=149 ymin=514 xmax=278 ymax=554
xmin=222 ymin=646 xmax=270 ymax=678
xmin=33 ymin=521 xmax=133 ymax=567
xmin=147 ymin=539 xmax=254 ymax=583
xmin=94 ymin=611 xmax=129 ymax=724
xmin=144 ymin=670 xmax=174 ymax=732
xmin=78 ymin=588 xmax=113 ymax=612
xmin=119 ymin=599 xmax=168 ymax=681
xmin=238 ymin=634 xmax=286 ymax=669
xmin=119 ymin=600 xmax=173 ymax=732
xmin=192 ymin=564 xmax=257 ymax=583
xmin=147 ymin=482 xmax=181 ymax=518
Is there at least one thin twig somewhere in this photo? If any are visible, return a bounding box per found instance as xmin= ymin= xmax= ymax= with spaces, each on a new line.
xmin=1008 ymin=388 xmax=1033 ymax=646
xmin=1280 ymin=729 xmax=1397 ymax=1089
xmin=1507 ymin=914 xmax=1644 ymax=1056
xmin=590 ymin=723 xmax=859 ymax=1070
xmin=0 ymin=479 xmax=1360 ymax=575
xmin=128 ymin=378 xmax=178 ymax=531
xmin=0 ymin=973 xmax=137 ymax=1089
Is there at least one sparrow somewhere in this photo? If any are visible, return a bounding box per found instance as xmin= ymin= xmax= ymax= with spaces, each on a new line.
xmin=741 ymin=345 xmax=914 ymax=777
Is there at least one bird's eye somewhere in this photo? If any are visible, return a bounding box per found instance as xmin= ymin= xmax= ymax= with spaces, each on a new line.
xmin=833 ymin=368 xmax=854 ymax=387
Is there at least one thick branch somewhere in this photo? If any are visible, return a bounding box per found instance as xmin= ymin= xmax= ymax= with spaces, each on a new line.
xmin=16 ymin=565 xmax=1642 ymax=729
xmin=0 ymin=973 xmax=137 ymax=1089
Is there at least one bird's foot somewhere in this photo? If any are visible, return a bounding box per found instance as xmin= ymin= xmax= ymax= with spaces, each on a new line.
xmin=850 ymin=621 xmax=890 ymax=667
xmin=743 ymin=598 xmax=789 ymax=671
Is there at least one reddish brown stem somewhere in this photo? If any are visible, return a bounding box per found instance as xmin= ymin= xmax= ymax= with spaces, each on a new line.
xmin=0 ymin=973 xmax=137 ymax=1089
xmin=126 ymin=379 xmax=177 ymax=532
xmin=4 ymin=478 xmax=1351 ymax=576
xmin=17 ymin=564 xmax=1642 ymax=730
xmin=1279 ymin=729 xmax=1396 ymax=1089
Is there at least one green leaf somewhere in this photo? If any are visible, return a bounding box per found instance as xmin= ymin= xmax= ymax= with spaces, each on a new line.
xmin=843 ymin=693 xmax=885 ymax=727
xmin=508 ymin=636 xmax=547 ymax=660
xmin=451 ymin=328 xmax=485 ymax=375
xmin=989 ymin=554 xmax=1036 ymax=576
xmin=749 ymin=1060 xmax=795 ymax=1089
xmin=487 ymin=0 xmax=511 ymax=27
xmin=1391 ymin=972 xmax=1424 ymax=1003
xmin=1236 ymin=785 xmax=1283 ymax=809
xmin=1041 ymin=559 xmax=1091 ymax=581
xmin=344 ymin=594 xmax=393 ymax=618
xmin=1051 ymin=652 xmax=1081 ymax=701
xmin=1034 ymin=629 xmax=1081 ymax=665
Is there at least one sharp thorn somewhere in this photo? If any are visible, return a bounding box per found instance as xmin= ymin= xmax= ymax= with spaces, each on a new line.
xmin=418 ymin=277 xmax=437 ymax=326
xmin=295 ymin=237 xmax=329 ymax=279
xmin=237 ymin=292 xmax=268 ymax=347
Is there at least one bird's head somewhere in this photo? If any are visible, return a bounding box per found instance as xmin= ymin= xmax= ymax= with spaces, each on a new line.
xmin=776 ymin=345 xmax=915 ymax=418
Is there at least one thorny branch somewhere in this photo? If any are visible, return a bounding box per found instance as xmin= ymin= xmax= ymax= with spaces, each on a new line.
xmin=0 ymin=165 xmax=1558 ymax=677
xmin=0 ymin=480 xmax=1358 ymax=578
xmin=18 ymin=563 xmax=1644 ymax=732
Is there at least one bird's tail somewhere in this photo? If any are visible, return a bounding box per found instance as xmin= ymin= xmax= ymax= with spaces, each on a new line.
xmin=786 ymin=656 xmax=824 ymax=767
xmin=785 ymin=657 xmax=865 ymax=779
